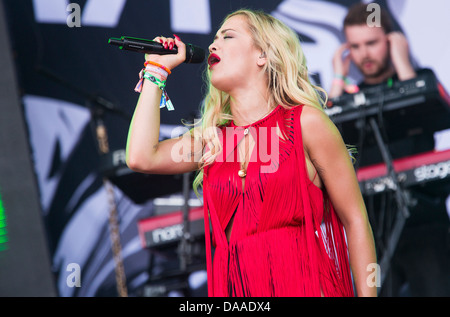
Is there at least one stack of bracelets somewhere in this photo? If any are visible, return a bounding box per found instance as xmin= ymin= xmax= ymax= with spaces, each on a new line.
xmin=135 ymin=60 xmax=174 ymax=111
xmin=333 ymin=74 xmax=360 ymax=94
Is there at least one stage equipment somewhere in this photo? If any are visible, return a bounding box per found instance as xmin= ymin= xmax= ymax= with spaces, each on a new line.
xmin=137 ymin=189 xmax=206 ymax=297
xmin=327 ymin=68 xmax=450 ymax=292
xmin=0 ymin=1 xmax=56 ymax=296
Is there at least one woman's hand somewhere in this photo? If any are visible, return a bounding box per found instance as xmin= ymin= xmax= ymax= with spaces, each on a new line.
xmin=145 ymin=35 xmax=187 ymax=71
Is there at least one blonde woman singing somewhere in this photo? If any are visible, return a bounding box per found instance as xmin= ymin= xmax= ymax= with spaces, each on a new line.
xmin=126 ymin=9 xmax=377 ymax=297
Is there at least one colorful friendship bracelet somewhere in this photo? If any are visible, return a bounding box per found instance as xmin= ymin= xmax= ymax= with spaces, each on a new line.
xmin=142 ymin=72 xmax=166 ymax=89
xmin=134 ymin=70 xmax=174 ymax=111
xmin=135 ymin=61 xmax=170 ymax=92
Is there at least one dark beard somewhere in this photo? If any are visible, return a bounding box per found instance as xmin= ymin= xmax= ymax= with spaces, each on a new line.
xmin=359 ymin=55 xmax=391 ymax=79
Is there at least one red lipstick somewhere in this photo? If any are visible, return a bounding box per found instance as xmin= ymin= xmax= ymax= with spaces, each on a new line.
xmin=208 ymin=53 xmax=221 ymax=68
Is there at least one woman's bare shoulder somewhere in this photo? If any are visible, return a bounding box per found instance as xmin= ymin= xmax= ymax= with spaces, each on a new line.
xmin=299 ymin=105 xmax=338 ymax=136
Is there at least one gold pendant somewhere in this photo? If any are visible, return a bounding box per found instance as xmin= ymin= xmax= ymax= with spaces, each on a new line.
xmin=238 ymin=169 xmax=247 ymax=178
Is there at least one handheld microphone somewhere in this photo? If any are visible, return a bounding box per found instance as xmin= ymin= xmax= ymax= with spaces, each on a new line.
xmin=108 ymin=36 xmax=205 ymax=64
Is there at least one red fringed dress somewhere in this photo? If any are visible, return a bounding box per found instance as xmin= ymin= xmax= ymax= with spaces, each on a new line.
xmin=202 ymin=105 xmax=354 ymax=297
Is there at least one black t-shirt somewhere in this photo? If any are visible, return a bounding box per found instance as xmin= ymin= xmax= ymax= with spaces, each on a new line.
xmin=357 ymin=72 xmax=400 ymax=90
xmin=356 ymin=68 xmax=433 ymax=89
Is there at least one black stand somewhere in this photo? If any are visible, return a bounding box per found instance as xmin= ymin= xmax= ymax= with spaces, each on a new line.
xmin=142 ymin=171 xmax=207 ymax=297
xmin=37 ymin=66 xmax=131 ymax=297
xmin=90 ymin=103 xmax=128 ymax=297
xmin=367 ymin=118 xmax=411 ymax=292
xmin=178 ymin=172 xmax=193 ymax=271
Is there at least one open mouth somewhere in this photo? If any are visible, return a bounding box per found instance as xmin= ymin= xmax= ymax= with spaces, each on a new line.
xmin=208 ymin=53 xmax=221 ymax=67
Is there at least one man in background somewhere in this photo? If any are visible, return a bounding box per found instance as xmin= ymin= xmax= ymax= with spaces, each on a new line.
xmin=329 ymin=2 xmax=450 ymax=297
xmin=329 ymin=2 xmax=416 ymax=98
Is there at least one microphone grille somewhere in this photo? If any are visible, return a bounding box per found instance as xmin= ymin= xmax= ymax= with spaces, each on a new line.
xmin=185 ymin=43 xmax=205 ymax=64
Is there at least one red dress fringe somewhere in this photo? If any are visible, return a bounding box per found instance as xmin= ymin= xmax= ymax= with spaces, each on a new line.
xmin=203 ymin=105 xmax=354 ymax=297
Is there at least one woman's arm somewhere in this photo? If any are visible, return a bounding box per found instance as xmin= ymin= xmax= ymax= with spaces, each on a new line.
xmin=126 ymin=36 xmax=202 ymax=175
xmin=301 ymin=105 xmax=377 ymax=297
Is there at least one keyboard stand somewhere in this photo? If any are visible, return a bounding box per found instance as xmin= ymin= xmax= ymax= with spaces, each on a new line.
xmin=368 ymin=117 xmax=411 ymax=294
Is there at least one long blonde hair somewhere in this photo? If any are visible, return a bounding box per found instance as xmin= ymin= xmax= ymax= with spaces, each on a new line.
xmin=192 ymin=9 xmax=328 ymax=195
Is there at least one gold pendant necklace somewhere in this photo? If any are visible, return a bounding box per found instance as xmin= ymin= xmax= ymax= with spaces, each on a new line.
xmin=238 ymin=128 xmax=250 ymax=178
xmin=234 ymin=106 xmax=274 ymax=179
